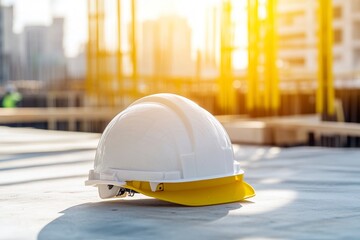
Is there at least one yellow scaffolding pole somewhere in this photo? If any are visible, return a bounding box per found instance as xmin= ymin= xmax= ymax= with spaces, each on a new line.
xmin=90 ymin=0 xmax=104 ymax=106
xmin=86 ymin=0 xmax=100 ymax=104
xmin=95 ymin=0 xmax=101 ymax=106
xmin=99 ymin=0 xmax=109 ymax=107
xmin=247 ymin=0 xmax=279 ymax=114
xmin=247 ymin=0 xmax=259 ymax=111
xmin=265 ymin=0 xmax=279 ymax=111
xmin=117 ymin=0 xmax=123 ymax=107
xmin=219 ymin=0 xmax=235 ymax=114
xmin=317 ymin=0 xmax=334 ymax=116
xmin=86 ymin=0 xmax=93 ymax=98
xmin=86 ymin=0 xmax=114 ymax=107
xmin=131 ymin=0 xmax=138 ymax=99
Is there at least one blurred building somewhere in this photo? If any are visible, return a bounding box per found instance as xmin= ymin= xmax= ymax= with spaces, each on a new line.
xmin=22 ymin=17 xmax=67 ymax=84
xmin=0 ymin=5 xmax=18 ymax=85
xmin=0 ymin=5 xmax=67 ymax=86
xmin=0 ymin=5 xmax=3 ymax=85
xmin=139 ymin=15 xmax=194 ymax=77
xmin=278 ymin=0 xmax=360 ymax=74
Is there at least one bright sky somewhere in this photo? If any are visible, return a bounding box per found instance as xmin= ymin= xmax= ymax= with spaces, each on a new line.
xmin=1 ymin=0 xmax=248 ymax=68
xmin=1 ymin=0 xmax=87 ymax=57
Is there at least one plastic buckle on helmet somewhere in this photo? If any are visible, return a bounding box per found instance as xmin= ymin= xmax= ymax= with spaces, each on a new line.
xmin=115 ymin=187 xmax=137 ymax=198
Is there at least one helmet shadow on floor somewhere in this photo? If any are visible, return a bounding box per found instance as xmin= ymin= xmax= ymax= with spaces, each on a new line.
xmin=37 ymin=198 xmax=247 ymax=240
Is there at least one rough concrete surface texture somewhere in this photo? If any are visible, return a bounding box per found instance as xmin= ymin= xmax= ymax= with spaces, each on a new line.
xmin=0 ymin=126 xmax=360 ymax=240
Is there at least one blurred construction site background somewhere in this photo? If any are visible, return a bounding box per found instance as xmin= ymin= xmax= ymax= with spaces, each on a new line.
xmin=0 ymin=0 xmax=360 ymax=144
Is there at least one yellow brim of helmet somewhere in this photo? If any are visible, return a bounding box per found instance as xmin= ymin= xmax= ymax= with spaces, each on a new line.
xmin=123 ymin=174 xmax=255 ymax=206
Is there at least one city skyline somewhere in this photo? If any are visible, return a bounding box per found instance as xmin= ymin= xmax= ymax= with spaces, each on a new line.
xmin=0 ymin=0 xmax=225 ymax=58
xmin=0 ymin=5 xmax=69 ymax=84
xmin=2 ymin=0 xmax=360 ymax=85
xmin=1 ymin=0 xmax=86 ymax=57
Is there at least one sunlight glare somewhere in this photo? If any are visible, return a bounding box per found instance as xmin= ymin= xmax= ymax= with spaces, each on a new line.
xmin=233 ymin=190 xmax=297 ymax=215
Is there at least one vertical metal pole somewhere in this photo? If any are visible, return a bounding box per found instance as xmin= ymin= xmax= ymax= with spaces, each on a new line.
xmin=317 ymin=0 xmax=334 ymax=117
xmin=100 ymin=0 xmax=111 ymax=107
xmin=131 ymin=0 xmax=138 ymax=99
xmin=84 ymin=0 xmax=94 ymax=131
xmin=247 ymin=0 xmax=259 ymax=111
xmin=325 ymin=0 xmax=334 ymax=116
xmin=265 ymin=0 xmax=279 ymax=112
xmin=86 ymin=0 xmax=93 ymax=99
xmin=317 ymin=0 xmax=324 ymax=115
xmin=219 ymin=1 xmax=226 ymax=112
xmin=205 ymin=8 xmax=210 ymax=65
xmin=95 ymin=0 xmax=101 ymax=106
xmin=264 ymin=1 xmax=271 ymax=111
xmin=117 ymin=0 xmax=123 ymax=107
xmin=213 ymin=6 xmax=217 ymax=68
xmin=219 ymin=0 xmax=235 ymax=114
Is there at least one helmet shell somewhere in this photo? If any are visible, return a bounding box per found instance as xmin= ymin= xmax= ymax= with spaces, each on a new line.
xmin=90 ymin=93 xmax=241 ymax=184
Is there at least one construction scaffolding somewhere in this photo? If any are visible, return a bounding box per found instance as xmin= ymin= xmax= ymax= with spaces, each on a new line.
xmin=85 ymin=0 xmax=335 ymax=117
xmin=247 ymin=0 xmax=280 ymax=116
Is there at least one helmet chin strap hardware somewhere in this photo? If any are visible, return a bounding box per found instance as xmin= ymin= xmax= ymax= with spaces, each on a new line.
xmin=116 ymin=187 xmax=137 ymax=197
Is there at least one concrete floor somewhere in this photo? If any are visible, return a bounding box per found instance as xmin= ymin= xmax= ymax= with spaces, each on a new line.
xmin=1 ymin=126 xmax=360 ymax=239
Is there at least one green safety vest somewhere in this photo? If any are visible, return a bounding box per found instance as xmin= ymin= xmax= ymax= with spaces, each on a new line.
xmin=2 ymin=92 xmax=22 ymax=108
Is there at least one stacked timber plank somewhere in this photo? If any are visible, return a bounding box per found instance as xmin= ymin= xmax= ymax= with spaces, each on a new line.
xmin=1 ymin=108 xmax=360 ymax=146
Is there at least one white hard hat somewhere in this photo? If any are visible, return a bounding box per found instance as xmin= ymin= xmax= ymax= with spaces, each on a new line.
xmin=85 ymin=93 xmax=255 ymax=206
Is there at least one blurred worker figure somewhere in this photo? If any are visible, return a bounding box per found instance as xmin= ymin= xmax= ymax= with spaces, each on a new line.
xmin=1 ymin=84 xmax=22 ymax=108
